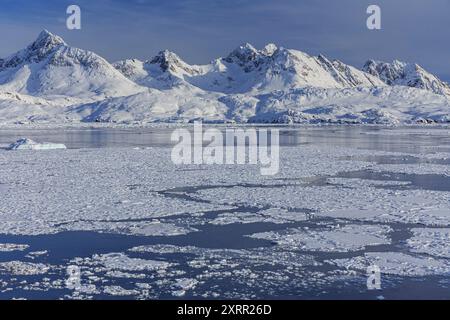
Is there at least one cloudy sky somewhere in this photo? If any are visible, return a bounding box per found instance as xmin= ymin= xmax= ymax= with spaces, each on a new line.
xmin=0 ymin=0 xmax=449 ymax=80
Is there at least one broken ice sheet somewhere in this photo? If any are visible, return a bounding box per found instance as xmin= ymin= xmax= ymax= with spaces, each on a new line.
xmin=25 ymin=251 xmax=49 ymax=259
xmin=327 ymin=252 xmax=450 ymax=276
xmin=327 ymin=177 xmax=411 ymax=188
xmin=0 ymin=261 xmax=50 ymax=275
xmin=0 ymin=129 xmax=449 ymax=299
xmin=106 ymin=270 xmax=147 ymax=279
xmin=248 ymin=224 xmax=392 ymax=252
xmin=125 ymin=221 xmax=198 ymax=236
xmin=59 ymin=220 xmax=197 ymax=237
xmin=73 ymin=252 xmax=172 ymax=272
xmin=0 ymin=243 xmax=29 ymax=252
xmin=194 ymin=182 xmax=450 ymax=226
xmin=209 ymin=208 xmax=309 ymax=225
xmin=371 ymin=163 xmax=450 ymax=176
xmin=171 ymin=278 xmax=199 ymax=297
xmin=407 ymin=228 xmax=450 ymax=258
xmin=103 ymin=286 xmax=140 ymax=297
xmin=129 ymin=244 xmax=320 ymax=269
xmin=0 ymin=147 xmax=237 ymax=236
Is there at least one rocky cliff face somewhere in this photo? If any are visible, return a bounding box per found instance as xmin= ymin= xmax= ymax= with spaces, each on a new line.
xmin=363 ymin=59 xmax=450 ymax=96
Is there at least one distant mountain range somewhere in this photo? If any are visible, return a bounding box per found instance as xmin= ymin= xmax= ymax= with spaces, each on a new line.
xmin=0 ymin=30 xmax=449 ymax=125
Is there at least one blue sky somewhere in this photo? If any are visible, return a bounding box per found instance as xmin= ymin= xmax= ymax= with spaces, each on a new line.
xmin=0 ymin=0 xmax=449 ymax=80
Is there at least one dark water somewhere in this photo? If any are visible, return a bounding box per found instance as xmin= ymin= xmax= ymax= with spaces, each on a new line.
xmin=0 ymin=126 xmax=450 ymax=300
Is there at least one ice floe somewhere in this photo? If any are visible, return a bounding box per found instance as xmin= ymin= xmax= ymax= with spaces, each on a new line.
xmin=0 ymin=244 xmax=29 ymax=252
xmin=7 ymin=138 xmax=66 ymax=150
xmin=25 ymin=251 xmax=49 ymax=259
xmin=327 ymin=252 xmax=450 ymax=276
xmin=193 ymin=183 xmax=450 ymax=226
xmin=0 ymin=261 xmax=50 ymax=275
xmin=103 ymin=286 xmax=140 ymax=297
xmin=249 ymin=224 xmax=392 ymax=252
xmin=171 ymin=278 xmax=199 ymax=297
xmin=407 ymin=228 xmax=450 ymax=258
xmin=210 ymin=208 xmax=309 ymax=225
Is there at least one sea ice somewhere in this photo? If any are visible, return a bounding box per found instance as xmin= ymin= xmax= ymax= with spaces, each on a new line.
xmin=249 ymin=224 xmax=392 ymax=252
xmin=0 ymin=261 xmax=50 ymax=275
xmin=407 ymin=228 xmax=450 ymax=258
xmin=210 ymin=208 xmax=308 ymax=225
xmin=327 ymin=252 xmax=450 ymax=276
xmin=171 ymin=278 xmax=199 ymax=296
xmin=125 ymin=221 xmax=198 ymax=236
xmin=82 ymin=253 xmax=172 ymax=272
xmin=103 ymin=285 xmax=140 ymax=296
xmin=0 ymin=127 xmax=449 ymax=298
xmin=0 ymin=244 xmax=29 ymax=252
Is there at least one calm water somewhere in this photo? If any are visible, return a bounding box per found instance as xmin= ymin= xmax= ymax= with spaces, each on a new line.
xmin=1 ymin=125 xmax=450 ymax=153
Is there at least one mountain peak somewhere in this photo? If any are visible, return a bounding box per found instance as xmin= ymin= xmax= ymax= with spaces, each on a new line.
xmin=235 ymin=43 xmax=257 ymax=51
xmin=0 ymin=30 xmax=67 ymax=70
xmin=363 ymin=59 xmax=450 ymax=95
xmin=147 ymin=50 xmax=200 ymax=78
xmin=224 ymin=43 xmax=259 ymax=65
xmin=154 ymin=49 xmax=178 ymax=58
xmin=261 ymin=43 xmax=278 ymax=56
xmin=32 ymin=30 xmax=66 ymax=50
xmin=149 ymin=50 xmax=183 ymax=71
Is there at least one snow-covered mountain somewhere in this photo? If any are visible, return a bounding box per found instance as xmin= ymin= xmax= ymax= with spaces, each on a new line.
xmin=0 ymin=30 xmax=449 ymax=125
xmin=113 ymin=43 xmax=385 ymax=94
xmin=363 ymin=60 xmax=450 ymax=96
xmin=112 ymin=51 xmax=200 ymax=90
xmin=0 ymin=30 xmax=143 ymax=100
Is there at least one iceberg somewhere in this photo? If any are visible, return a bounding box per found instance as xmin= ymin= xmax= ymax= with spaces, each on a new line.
xmin=7 ymin=138 xmax=67 ymax=150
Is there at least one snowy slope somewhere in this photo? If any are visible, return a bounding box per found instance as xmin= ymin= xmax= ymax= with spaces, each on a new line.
xmin=0 ymin=92 xmax=69 ymax=124
xmin=0 ymin=30 xmax=144 ymax=100
xmin=243 ymin=86 xmax=450 ymax=124
xmin=67 ymin=87 xmax=228 ymax=123
xmin=0 ymin=30 xmax=450 ymax=125
xmin=72 ymin=86 xmax=450 ymax=125
xmin=363 ymin=60 xmax=450 ymax=96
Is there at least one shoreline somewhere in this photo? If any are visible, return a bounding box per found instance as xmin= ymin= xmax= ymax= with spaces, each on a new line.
xmin=1 ymin=122 xmax=450 ymax=130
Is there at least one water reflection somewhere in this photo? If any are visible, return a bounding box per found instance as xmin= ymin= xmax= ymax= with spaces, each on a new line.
xmin=0 ymin=126 xmax=449 ymax=153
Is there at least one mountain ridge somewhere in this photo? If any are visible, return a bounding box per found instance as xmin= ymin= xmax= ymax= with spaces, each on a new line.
xmin=0 ymin=30 xmax=449 ymax=125
xmin=113 ymin=42 xmax=387 ymax=94
xmin=363 ymin=59 xmax=450 ymax=96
